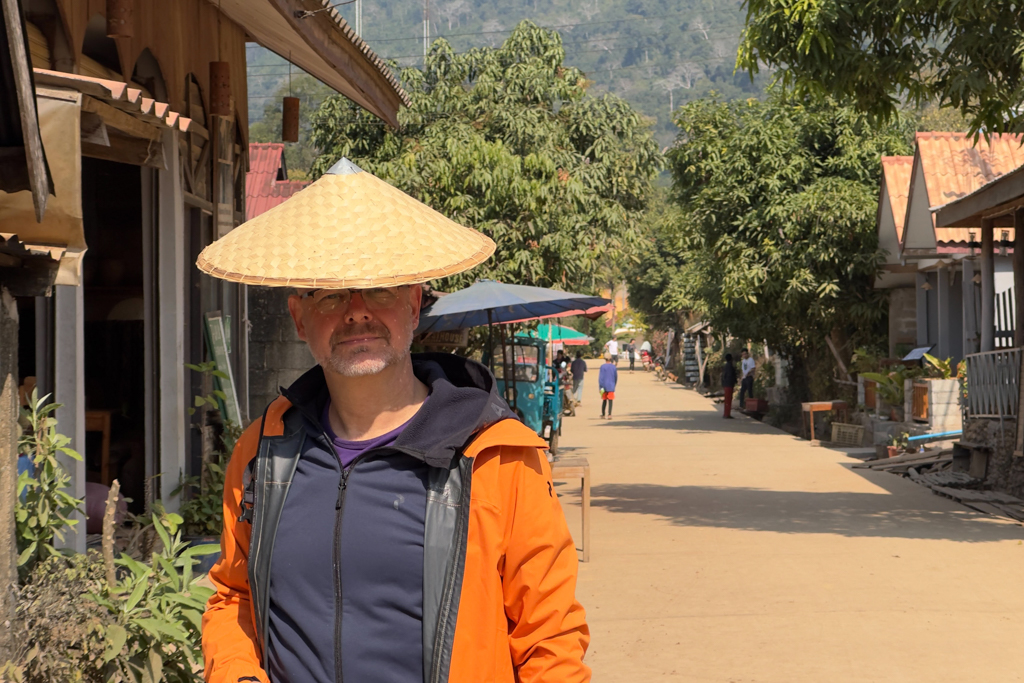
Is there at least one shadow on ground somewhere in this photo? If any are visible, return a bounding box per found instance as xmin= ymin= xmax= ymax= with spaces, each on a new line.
xmin=591 ymin=480 xmax=1024 ymax=542
xmin=587 ymin=410 xmax=774 ymax=434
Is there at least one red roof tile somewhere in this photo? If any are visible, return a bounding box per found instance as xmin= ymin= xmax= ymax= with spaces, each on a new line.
xmin=246 ymin=143 xmax=311 ymax=219
xmin=881 ymin=156 xmax=913 ymax=242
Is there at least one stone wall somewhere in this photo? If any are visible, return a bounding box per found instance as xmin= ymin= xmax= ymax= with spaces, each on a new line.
xmin=963 ymin=418 xmax=1024 ymax=498
xmin=247 ymin=287 xmax=314 ymax=417
xmin=888 ymin=286 xmax=917 ymax=358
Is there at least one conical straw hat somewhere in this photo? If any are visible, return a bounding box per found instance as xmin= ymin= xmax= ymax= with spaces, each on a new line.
xmin=196 ymin=158 xmax=495 ymax=288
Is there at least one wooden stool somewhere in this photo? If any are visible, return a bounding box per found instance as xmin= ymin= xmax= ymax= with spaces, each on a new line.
xmin=85 ymin=410 xmax=112 ymax=485
xmin=551 ymin=457 xmax=590 ymax=562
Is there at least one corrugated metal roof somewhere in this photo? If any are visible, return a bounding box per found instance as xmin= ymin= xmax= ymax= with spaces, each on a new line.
xmin=246 ymin=142 xmax=310 ymax=219
xmin=881 ymin=156 xmax=913 ymax=242
xmin=916 ymin=132 xmax=1023 ymax=244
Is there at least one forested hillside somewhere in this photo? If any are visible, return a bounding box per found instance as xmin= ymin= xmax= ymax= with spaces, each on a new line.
xmin=248 ymin=0 xmax=770 ymax=168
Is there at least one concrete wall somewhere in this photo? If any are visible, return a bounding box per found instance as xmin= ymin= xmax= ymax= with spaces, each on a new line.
xmin=962 ymin=418 xmax=1024 ymax=497
xmin=926 ymin=378 xmax=962 ymax=434
xmin=247 ymin=287 xmax=314 ymax=417
xmin=888 ymin=287 xmax=917 ymax=358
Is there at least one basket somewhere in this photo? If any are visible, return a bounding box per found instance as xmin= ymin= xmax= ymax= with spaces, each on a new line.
xmin=831 ymin=423 xmax=865 ymax=447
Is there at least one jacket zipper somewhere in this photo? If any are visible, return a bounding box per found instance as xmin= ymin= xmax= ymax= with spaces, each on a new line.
xmin=429 ymin=461 xmax=471 ymax=683
xmin=333 ymin=465 xmax=350 ymax=683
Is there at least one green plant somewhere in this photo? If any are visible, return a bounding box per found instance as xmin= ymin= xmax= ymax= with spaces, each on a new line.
xmin=174 ymin=363 xmax=242 ymax=537
xmin=862 ymin=371 xmax=906 ymax=408
xmin=850 ymin=347 xmax=883 ymax=375
xmin=924 ymin=353 xmax=954 ymax=379
xmin=15 ymin=390 xmax=84 ymax=577
xmin=887 ymin=432 xmax=910 ymax=448
xmin=89 ymin=509 xmax=217 ymax=682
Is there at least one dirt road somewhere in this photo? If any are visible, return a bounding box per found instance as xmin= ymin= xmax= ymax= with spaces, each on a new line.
xmin=556 ymin=361 xmax=1024 ymax=682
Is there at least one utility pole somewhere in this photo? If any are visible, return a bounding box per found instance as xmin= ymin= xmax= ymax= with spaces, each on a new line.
xmin=355 ymin=0 xmax=362 ymax=35
xmin=423 ymin=0 xmax=429 ymax=58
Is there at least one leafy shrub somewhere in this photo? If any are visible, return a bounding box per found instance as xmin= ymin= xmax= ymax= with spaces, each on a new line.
xmin=0 ymin=552 xmax=110 ymax=683
xmin=16 ymin=391 xmax=84 ymax=577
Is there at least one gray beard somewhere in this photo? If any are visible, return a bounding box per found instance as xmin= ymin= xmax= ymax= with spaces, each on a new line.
xmin=315 ymin=341 xmax=408 ymax=378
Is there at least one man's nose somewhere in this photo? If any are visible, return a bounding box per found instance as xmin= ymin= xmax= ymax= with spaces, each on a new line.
xmin=344 ymin=291 xmax=373 ymax=322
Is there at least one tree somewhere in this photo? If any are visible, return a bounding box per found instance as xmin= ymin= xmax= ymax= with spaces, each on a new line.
xmin=309 ymin=21 xmax=662 ymax=293
xmin=660 ymin=91 xmax=913 ymax=398
xmin=737 ymin=0 xmax=1024 ymax=134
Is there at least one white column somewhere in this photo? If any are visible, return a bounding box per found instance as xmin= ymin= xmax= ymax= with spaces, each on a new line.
xmin=936 ymin=265 xmax=951 ymax=359
xmin=962 ymin=258 xmax=978 ymax=355
xmin=53 ymin=284 xmax=85 ymax=553
xmin=158 ymin=129 xmax=186 ymax=510
xmin=916 ymin=272 xmax=929 ymax=347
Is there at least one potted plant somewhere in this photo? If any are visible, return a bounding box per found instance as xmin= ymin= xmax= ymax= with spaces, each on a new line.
xmin=886 ymin=432 xmax=909 ymax=458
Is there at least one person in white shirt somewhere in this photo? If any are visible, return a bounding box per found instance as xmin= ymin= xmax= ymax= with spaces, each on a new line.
xmin=604 ymin=338 xmax=619 ymax=365
xmin=739 ymin=348 xmax=757 ymax=406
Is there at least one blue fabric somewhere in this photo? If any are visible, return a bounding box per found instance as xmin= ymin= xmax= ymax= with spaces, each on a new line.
xmin=417 ymin=279 xmax=609 ymax=333
xmin=264 ymin=355 xmax=518 ymax=683
xmin=322 ymin=399 xmax=425 ymax=470
xmin=598 ymin=363 xmax=618 ymax=392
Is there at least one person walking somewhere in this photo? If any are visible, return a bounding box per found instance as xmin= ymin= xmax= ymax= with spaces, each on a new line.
xmin=739 ymin=347 xmax=756 ymax=408
xmin=604 ymin=337 xmax=619 ymax=366
xmin=200 ymin=159 xmax=590 ymax=683
xmin=626 ymin=338 xmax=637 ymax=373
xmin=571 ymin=351 xmax=587 ymax=405
xmin=722 ymin=353 xmax=737 ymax=419
xmin=598 ymin=356 xmax=618 ymax=419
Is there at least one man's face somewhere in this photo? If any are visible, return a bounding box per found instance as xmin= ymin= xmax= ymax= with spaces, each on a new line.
xmin=287 ymin=285 xmax=422 ymax=378
xmin=742 ymin=351 xmax=749 ymax=359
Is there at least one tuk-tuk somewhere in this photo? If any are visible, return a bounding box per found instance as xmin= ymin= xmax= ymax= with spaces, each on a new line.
xmin=486 ymin=337 xmax=563 ymax=453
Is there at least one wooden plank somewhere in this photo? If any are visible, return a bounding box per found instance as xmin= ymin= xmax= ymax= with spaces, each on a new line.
xmin=4 ymin=0 xmax=50 ymax=220
xmin=82 ymin=132 xmax=165 ymax=169
xmin=82 ymin=95 xmax=162 ymax=141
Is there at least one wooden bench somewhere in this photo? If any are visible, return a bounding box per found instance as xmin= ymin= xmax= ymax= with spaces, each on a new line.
xmin=551 ymin=457 xmax=590 ymax=562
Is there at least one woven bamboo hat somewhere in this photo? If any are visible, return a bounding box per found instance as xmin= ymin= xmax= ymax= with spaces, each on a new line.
xmin=196 ymin=158 xmax=495 ymax=288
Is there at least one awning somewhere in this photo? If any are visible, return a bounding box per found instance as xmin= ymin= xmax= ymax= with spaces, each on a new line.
xmin=216 ymin=0 xmax=409 ymax=127
xmin=0 ymin=87 xmax=83 ymax=286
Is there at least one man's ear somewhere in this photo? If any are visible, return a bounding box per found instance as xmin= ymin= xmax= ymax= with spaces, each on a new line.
xmin=287 ymin=294 xmax=308 ymax=342
xmin=409 ymin=284 xmax=424 ymax=328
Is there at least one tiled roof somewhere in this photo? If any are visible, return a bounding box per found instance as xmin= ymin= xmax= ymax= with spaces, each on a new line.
xmin=916 ymin=132 xmax=1023 ymax=244
xmin=246 ymin=143 xmax=310 ymax=219
xmin=881 ymin=156 xmax=913 ymax=242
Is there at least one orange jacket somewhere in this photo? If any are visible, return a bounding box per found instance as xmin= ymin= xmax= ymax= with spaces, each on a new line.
xmin=202 ymin=397 xmax=590 ymax=682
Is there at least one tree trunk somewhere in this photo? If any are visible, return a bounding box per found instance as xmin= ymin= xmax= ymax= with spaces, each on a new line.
xmin=0 ymin=287 xmax=19 ymax=662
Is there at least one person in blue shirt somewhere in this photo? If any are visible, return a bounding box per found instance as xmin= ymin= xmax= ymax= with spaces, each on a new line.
xmin=598 ymin=357 xmax=618 ymax=420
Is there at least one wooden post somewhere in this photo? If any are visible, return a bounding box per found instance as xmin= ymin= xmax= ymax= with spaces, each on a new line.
xmin=0 ymin=288 xmax=19 ymax=662
xmin=1015 ymin=208 xmax=1024 ymax=348
xmin=962 ymin=257 xmax=979 ymax=355
xmin=981 ymin=217 xmax=996 ymax=352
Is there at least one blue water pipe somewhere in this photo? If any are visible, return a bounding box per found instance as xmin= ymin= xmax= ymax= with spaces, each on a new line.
xmin=906 ymin=430 xmax=962 ymax=443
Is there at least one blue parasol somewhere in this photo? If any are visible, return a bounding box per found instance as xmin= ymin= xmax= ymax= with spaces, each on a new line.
xmin=416 ymin=280 xmax=610 ymax=333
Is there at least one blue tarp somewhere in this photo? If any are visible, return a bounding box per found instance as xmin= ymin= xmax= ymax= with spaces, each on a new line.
xmin=416 ymin=280 xmax=609 ymax=333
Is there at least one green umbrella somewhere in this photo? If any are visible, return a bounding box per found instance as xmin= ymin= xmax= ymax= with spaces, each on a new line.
xmin=518 ymin=324 xmax=593 ymax=346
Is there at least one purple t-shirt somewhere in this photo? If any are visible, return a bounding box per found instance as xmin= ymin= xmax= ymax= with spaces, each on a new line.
xmin=321 ymin=399 xmax=424 ymax=469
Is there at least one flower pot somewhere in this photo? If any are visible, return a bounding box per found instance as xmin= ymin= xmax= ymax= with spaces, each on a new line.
xmin=886 ymin=446 xmax=900 ymax=458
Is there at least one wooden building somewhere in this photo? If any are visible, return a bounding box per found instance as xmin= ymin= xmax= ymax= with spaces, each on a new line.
xmin=0 ymin=0 xmax=406 ymax=552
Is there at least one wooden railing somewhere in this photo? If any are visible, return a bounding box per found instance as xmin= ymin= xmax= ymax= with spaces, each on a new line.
xmin=911 ymin=382 xmax=929 ymax=421
xmin=964 ymin=348 xmax=1022 ymax=418
xmin=863 ymin=379 xmax=876 ymax=409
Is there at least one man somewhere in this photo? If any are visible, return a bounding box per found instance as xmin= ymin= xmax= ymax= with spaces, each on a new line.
xmin=570 ymin=351 xmax=587 ymax=405
xmin=598 ymin=356 xmax=618 ymax=419
xmin=604 ymin=337 xmax=619 ymax=366
xmin=626 ymin=338 xmax=637 ymax=373
xmin=200 ymin=159 xmax=589 ymax=683
xmin=739 ymin=347 xmax=756 ymax=407
xmin=722 ymin=353 xmax=737 ymax=419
